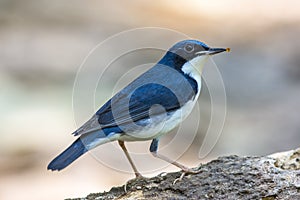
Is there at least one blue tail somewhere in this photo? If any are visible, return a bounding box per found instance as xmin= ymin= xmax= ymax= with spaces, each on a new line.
xmin=47 ymin=138 xmax=88 ymax=171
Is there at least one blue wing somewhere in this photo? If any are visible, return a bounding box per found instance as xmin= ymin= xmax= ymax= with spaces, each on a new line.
xmin=73 ymin=64 xmax=198 ymax=136
xmin=98 ymin=83 xmax=181 ymax=125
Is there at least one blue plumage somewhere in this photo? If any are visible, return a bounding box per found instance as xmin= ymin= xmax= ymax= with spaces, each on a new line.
xmin=93 ymin=66 xmax=198 ymax=130
xmin=48 ymin=39 xmax=228 ymax=175
xmin=129 ymin=83 xmax=180 ymax=118
xmin=47 ymin=138 xmax=87 ymax=171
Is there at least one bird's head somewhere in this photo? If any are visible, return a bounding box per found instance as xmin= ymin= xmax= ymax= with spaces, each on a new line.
xmin=159 ymin=40 xmax=230 ymax=73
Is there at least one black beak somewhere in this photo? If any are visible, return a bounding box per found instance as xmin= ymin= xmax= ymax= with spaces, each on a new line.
xmin=208 ymin=48 xmax=230 ymax=55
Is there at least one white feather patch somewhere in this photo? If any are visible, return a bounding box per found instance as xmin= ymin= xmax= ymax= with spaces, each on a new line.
xmin=181 ymin=55 xmax=209 ymax=87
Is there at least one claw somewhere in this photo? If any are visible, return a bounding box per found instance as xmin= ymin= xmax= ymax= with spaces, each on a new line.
xmin=123 ymin=175 xmax=147 ymax=193
xmin=173 ymin=168 xmax=202 ymax=184
xmin=124 ymin=182 xmax=128 ymax=193
xmin=173 ymin=172 xmax=186 ymax=184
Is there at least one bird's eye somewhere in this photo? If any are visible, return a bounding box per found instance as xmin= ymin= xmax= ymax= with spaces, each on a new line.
xmin=184 ymin=44 xmax=194 ymax=53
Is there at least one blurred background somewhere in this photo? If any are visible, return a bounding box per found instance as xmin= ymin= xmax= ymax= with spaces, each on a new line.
xmin=0 ymin=0 xmax=300 ymax=199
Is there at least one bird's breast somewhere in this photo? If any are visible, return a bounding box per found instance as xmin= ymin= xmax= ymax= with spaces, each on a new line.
xmin=119 ymin=96 xmax=200 ymax=142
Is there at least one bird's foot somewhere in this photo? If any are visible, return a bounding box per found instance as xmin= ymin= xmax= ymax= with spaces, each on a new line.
xmin=124 ymin=174 xmax=148 ymax=193
xmin=173 ymin=166 xmax=202 ymax=184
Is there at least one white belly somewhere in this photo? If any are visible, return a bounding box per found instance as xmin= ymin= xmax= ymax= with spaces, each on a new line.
xmin=156 ymin=98 xmax=198 ymax=134
xmin=119 ymin=94 xmax=199 ymax=142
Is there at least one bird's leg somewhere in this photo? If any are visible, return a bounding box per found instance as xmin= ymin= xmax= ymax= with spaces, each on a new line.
xmin=150 ymin=138 xmax=201 ymax=182
xmin=118 ymin=140 xmax=142 ymax=178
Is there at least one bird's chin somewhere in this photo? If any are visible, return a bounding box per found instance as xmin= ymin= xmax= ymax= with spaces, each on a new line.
xmin=182 ymin=55 xmax=209 ymax=78
xmin=192 ymin=55 xmax=209 ymax=67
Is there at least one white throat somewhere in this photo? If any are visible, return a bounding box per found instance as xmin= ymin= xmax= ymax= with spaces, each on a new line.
xmin=181 ymin=55 xmax=209 ymax=87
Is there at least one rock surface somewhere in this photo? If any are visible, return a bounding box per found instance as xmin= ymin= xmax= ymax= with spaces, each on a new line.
xmin=68 ymin=148 xmax=300 ymax=200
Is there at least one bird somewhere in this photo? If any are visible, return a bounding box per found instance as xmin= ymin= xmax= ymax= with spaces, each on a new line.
xmin=47 ymin=39 xmax=229 ymax=177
